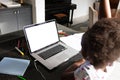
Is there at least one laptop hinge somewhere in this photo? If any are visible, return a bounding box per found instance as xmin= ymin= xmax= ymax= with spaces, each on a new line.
xmin=33 ymin=41 xmax=59 ymax=53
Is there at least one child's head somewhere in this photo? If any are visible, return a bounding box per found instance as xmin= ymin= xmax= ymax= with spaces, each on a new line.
xmin=81 ymin=18 xmax=120 ymax=69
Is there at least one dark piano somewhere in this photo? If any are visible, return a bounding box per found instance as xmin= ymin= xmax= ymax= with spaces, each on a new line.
xmin=45 ymin=0 xmax=77 ymax=26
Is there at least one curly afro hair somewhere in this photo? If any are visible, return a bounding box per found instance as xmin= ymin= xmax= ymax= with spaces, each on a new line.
xmin=81 ymin=18 xmax=120 ymax=69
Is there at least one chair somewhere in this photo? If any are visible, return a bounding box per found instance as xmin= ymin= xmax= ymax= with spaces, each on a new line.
xmin=89 ymin=6 xmax=98 ymax=29
xmin=53 ymin=13 xmax=69 ymax=26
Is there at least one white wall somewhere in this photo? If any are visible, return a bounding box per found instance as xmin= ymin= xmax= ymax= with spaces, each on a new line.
xmin=72 ymin=0 xmax=96 ymax=25
xmin=24 ymin=0 xmax=95 ymax=25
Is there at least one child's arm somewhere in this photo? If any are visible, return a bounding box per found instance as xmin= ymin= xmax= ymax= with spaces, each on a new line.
xmin=103 ymin=0 xmax=112 ymax=18
xmin=64 ymin=59 xmax=85 ymax=72
xmin=99 ymin=0 xmax=112 ymax=19
xmin=61 ymin=58 xmax=85 ymax=80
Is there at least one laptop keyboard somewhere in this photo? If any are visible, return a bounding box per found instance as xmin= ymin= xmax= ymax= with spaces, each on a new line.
xmin=38 ymin=45 xmax=66 ymax=60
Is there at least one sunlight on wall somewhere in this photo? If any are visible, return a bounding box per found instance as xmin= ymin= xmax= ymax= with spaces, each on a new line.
xmin=25 ymin=0 xmax=45 ymax=23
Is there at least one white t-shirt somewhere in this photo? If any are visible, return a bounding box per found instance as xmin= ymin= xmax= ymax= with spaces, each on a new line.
xmin=74 ymin=60 xmax=115 ymax=80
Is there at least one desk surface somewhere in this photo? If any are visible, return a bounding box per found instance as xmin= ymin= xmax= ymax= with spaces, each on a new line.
xmin=0 ymin=49 xmax=82 ymax=80
xmin=0 ymin=24 xmax=82 ymax=80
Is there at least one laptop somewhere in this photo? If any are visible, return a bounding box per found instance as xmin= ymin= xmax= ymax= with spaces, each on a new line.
xmin=23 ymin=20 xmax=78 ymax=70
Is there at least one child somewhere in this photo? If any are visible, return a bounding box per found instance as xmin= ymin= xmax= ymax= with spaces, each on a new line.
xmin=62 ymin=18 xmax=120 ymax=80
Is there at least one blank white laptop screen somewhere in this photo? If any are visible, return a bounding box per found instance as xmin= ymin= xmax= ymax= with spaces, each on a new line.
xmin=25 ymin=21 xmax=59 ymax=52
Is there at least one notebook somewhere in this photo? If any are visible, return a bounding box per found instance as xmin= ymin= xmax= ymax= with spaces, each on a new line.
xmin=0 ymin=57 xmax=30 ymax=76
xmin=23 ymin=20 xmax=78 ymax=70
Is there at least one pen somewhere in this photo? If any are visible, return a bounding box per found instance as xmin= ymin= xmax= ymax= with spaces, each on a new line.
xmin=17 ymin=76 xmax=26 ymax=80
xmin=15 ymin=47 xmax=25 ymax=56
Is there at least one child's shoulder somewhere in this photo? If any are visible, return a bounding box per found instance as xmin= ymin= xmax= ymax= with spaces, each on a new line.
xmin=74 ymin=61 xmax=92 ymax=80
xmin=74 ymin=60 xmax=113 ymax=80
xmin=74 ymin=67 xmax=90 ymax=80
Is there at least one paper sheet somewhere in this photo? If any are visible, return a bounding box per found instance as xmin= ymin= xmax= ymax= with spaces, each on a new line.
xmin=60 ymin=33 xmax=84 ymax=51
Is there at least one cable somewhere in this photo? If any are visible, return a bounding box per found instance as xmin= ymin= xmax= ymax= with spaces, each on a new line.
xmin=33 ymin=60 xmax=47 ymax=80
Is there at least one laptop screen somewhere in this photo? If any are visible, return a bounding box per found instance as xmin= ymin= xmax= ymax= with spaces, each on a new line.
xmin=24 ymin=20 xmax=59 ymax=53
